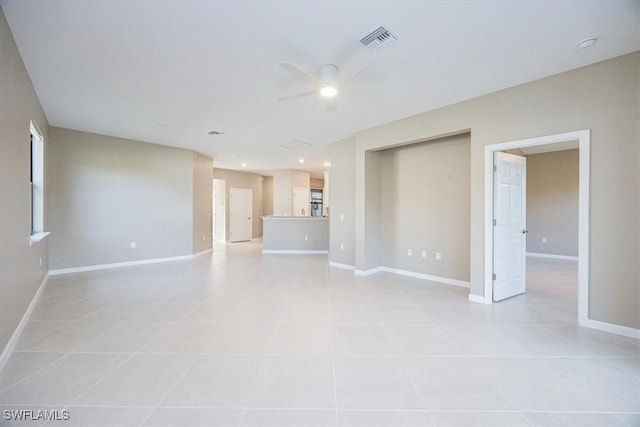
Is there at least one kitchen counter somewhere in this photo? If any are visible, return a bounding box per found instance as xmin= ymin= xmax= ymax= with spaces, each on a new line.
xmin=262 ymin=216 xmax=329 ymax=253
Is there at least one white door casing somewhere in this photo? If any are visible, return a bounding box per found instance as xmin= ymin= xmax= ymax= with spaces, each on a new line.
xmin=493 ymin=152 xmax=527 ymax=301
xmin=292 ymin=187 xmax=310 ymax=217
xmin=229 ymin=187 xmax=252 ymax=242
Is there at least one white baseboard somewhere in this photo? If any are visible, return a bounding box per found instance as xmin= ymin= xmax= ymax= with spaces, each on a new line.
xmin=526 ymin=252 xmax=578 ymax=261
xmin=0 ymin=274 xmax=48 ymax=372
xmin=353 ymin=265 xmax=470 ymax=288
xmin=354 ymin=267 xmax=383 ymax=276
xmin=583 ymin=318 xmax=640 ymax=339
xmin=329 ymin=261 xmax=355 ymax=271
xmin=468 ymin=294 xmax=491 ymax=304
xmin=193 ymin=248 xmax=213 ymax=257
xmin=49 ymin=250 xmax=211 ymax=276
xmin=262 ymin=250 xmax=328 ymax=255
xmin=379 ymin=267 xmax=470 ymax=288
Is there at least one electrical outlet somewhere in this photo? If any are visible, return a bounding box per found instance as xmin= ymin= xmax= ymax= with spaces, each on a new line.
xmin=421 ymin=250 xmax=427 ymax=258
xmin=39 ymin=257 xmax=42 ymax=267
xmin=407 ymin=249 xmax=412 ymax=257
xmin=202 ymin=235 xmax=206 ymax=241
xmin=340 ymin=214 xmax=344 ymax=221
xmin=130 ymin=242 xmax=136 ymax=249
xmin=542 ymin=237 xmax=547 ymax=243
xmin=435 ymin=252 xmax=442 ymax=260
xmin=304 ymin=235 xmax=308 ymax=241
xmin=340 ymin=244 xmax=345 ymax=251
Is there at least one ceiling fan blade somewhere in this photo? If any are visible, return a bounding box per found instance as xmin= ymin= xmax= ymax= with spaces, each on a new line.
xmin=278 ymin=90 xmax=317 ymax=101
xmin=325 ymin=98 xmax=337 ymax=113
xmin=335 ymin=53 xmax=369 ymax=85
xmin=279 ymin=63 xmax=322 ymax=84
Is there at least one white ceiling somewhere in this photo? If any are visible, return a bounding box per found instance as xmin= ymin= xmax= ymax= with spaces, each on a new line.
xmin=2 ymin=1 xmax=639 ymax=177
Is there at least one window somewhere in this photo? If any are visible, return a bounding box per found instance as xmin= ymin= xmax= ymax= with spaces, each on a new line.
xmin=29 ymin=121 xmax=47 ymax=243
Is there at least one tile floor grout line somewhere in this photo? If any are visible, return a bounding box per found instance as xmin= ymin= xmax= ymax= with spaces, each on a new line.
xmin=236 ymin=287 xmax=292 ymax=427
xmin=364 ymin=289 xmax=436 ymax=425
xmin=327 ymin=276 xmax=340 ymax=427
xmin=134 ymin=351 xmax=203 ymax=427
xmin=0 ymin=352 xmax=72 ymax=394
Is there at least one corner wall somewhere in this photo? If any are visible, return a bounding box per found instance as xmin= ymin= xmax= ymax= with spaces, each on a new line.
xmin=329 ymin=137 xmax=356 ymax=266
xmin=331 ymin=52 xmax=639 ymax=329
xmin=0 ymin=6 xmax=50 ymax=354
xmin=48 ymin=127 xmax=207 ymax=269
xmin=379 ymin=134 xmax=471 ymax=281
xmin=192 ymin=152 xmax=213 ymax=254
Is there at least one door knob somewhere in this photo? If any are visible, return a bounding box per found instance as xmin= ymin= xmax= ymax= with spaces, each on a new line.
xmin=522 ymin=229 xmax=528 ymax=234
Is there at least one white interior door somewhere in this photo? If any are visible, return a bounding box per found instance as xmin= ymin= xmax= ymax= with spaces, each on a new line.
xmin=493 ymin=152 xmax=527 ymax=301
xmin=292 ymin=187 xmax=310 ymax=217
xmin=229 ymin=187 xmax=252 ymax=242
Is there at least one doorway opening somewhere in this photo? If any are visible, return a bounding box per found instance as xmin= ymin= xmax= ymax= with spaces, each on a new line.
xmin=213 ymin=179 xmax=226 ymax=242
xmin=483 ymin=130 xmax=590 ymax=327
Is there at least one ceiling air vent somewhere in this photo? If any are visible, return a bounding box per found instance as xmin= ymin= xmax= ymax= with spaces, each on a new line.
xmin=207 ymin=130 xmax=224 ymax=136
xmin=360 ymin=26 xmax=396 ymax=50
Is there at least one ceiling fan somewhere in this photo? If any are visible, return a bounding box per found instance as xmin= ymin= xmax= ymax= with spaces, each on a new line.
xmin=278 ymin=55 xmax=369 ymax=113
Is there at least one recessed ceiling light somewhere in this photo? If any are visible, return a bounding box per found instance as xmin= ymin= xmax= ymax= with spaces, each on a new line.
xmin=324 ymin=162 xmax=331 ymax=167
xmin=241 ymin=162 xmax=247 ymax=167
xmin=299 ymin=158 xmax=305 ymax=163
xmin=320 ymin=86 xmax=337 ymax=98
xmin=577 ymin=37 xmax=597 ymax=49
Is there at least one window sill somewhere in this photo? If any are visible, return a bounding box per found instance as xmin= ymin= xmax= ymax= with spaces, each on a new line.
xmin=30 ymin=232 xmax=50 ymax=245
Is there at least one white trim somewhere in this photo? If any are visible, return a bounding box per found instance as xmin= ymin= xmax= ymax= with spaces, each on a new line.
xmin=354 ymin=267 xmax=383 ymax=276
xmin=329 ymin=261 xmax=355 ymax=271
xmin=468 ymin=294 xmax=490 ymax=304
xmin=262 ymin=250 xmax=328 ymax=255
xmin=193 ymin=248 xmax=213 ymax=257
xmin=49 ymin=252 xmax=206 ymax=276
xmin=379 ymin=267 xmax=470 ymax=288
xmin=483 ymin=130 xmax=590 ymax=328
xmin=526 ymin=252 xmax=578 ymax=261
xmin=29 ymin=231 xmax=50 ymax=245
xmin=584 ymin=319 xmax=640 ymax=339
xmin=0 ymin=274 xmax=48 ymax=372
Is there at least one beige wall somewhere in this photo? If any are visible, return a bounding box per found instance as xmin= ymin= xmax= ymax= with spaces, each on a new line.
xmin=310 ymin=178 xmax=324 ymax=188
xmin=292 ymin=170 xmax=311 ymax=190
xmin=192 ymin=152 xmax=213 ymax=254
xmin=380 ymin=134 xmax=470 ymax=281
xmin=271 ymin=169 xmax=310 ymax=216
xmin=49 ymin=127 xmax=206 ymax=269
xmin=329 ymin=138 xmax=356 ymax=266
xmin=272 ymin=170 xmax=292 ymax=216
xmin=526 ymin=149 xmax=579 ymax=256
xmin=212 ymin=168 xmax=264 ymax=239
xmin=331 ymin=52 xmax=640 ymax=329
xmin=0 ymin=7 xmax=50 ymax=355
xmin=262 ymin=176 xmax=273 ymax=216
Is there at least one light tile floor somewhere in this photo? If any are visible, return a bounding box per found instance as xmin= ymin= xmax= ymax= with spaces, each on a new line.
xmin=1 ymin=242 xmax=638 ymax=426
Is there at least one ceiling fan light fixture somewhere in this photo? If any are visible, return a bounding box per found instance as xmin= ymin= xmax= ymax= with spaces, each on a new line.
xmin=320 ymin=85 xmax=337 ymax=97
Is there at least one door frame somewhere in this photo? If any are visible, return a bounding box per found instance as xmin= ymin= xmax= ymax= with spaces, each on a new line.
xmin=481 ymin=130 xmax=590 ymax=327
